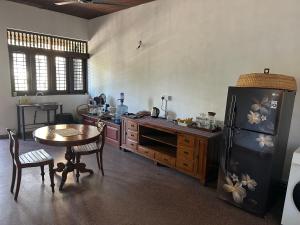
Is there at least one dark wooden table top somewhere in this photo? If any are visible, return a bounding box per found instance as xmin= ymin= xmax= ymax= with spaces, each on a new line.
xmin=33 ymin=124 xmax=100 ymax=147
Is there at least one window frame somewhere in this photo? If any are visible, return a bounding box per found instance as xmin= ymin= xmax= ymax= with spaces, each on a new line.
xmin=8 ymin=30 xmax=88 ymax=96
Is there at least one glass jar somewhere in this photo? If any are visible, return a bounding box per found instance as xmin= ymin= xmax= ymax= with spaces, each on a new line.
xmin=208 ymin=112 xmax=216 ymax=129
xmin=199 ymin=113 xmax=207 ymax=128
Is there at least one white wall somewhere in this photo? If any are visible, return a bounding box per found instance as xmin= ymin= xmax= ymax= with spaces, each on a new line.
xmin=88 ymin=0 xmax=300 ymax=180
xmin=0 ymin=1 xmax=89 ymax=135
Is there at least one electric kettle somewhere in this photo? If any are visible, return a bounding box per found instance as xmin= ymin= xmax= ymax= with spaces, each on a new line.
xmin=151 ymin=107 xmax=160 ymax=118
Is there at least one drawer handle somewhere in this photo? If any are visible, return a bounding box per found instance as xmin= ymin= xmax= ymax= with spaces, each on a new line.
xmin=131 ymin=134 xmax=134 ymax=137
xmin=183 ymin=163 xmax=188 ymax=167
xmin=184 ymin=151 xmax=189 ymax=155
xmin=131 ymin=124 xmax=135 ymax=127
xmin=131 ymin=143 xmax=134 ymax=146
xmin=145 ymin=151 xmax=148 ymax=154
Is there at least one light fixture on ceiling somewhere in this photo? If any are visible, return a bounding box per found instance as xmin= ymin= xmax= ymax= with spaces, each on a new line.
xmin=55 ymin=0 xmax=128 ymax=6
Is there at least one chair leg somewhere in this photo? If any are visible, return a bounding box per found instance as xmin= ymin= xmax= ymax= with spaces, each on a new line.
xmin=10 ymin=164 xmax=17 ymax=193
xmin=96 ymin=152 xmax=101 ymax=170
xmin=40 ymin=165 xmax=45 ymax=182
xmin=49 ymin=162 xmax=55 ymax=193
xmin=14 ymin=168 xmax=22 ymax=201
xmin=76 ymin=154 xmax=80 ymax=183
xmin=100 ymin=150 xmax=104 ymax=176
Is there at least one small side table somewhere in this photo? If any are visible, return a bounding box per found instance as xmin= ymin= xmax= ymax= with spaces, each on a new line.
xmin=17 ymin=103 xmax=63 ymax=140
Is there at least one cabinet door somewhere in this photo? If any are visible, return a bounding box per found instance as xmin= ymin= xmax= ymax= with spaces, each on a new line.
xmin=121 ymin=118 xmax=128 ymax=145
xmin=197 ymin=138 xmax=208 ymax=183
xmin=105 ymin=125 xmax=120 ymax=146
xmin=82 ymin=115 xmax=96 ymax=126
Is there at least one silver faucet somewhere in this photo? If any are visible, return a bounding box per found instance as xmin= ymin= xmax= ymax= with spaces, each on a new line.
xmin=36 ymin=92 xmax=44 ymax=96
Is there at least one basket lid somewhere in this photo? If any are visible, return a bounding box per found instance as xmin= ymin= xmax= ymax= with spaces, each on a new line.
xmin=236 ymin=68 xmax=297 ymax=91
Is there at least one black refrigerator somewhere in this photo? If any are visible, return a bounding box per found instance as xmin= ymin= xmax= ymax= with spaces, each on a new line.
xmin=217 ymin=86 xmax=296 ymax=216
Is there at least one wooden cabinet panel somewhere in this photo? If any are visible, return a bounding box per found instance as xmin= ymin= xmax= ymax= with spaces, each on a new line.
xmin=177 ymin=146 xmax=194 ymax=161
xmin=197 ymin=138 xmax=208 ymax=182
xmin=176 ymin=157 xmax=194 ymax=173
xmin=82 ymin=114 xmax=121 ymax=148
xmin=137 ymin=146 xmax=155 ymax=159
xmin=178 ymin=134 xmax=195 ymax=148
xmin=127 ymin=130 xmax=138 ymax=141
xmin=127 ymin=120 xmax=138 ymax=131
xmin=121 ymin=116 xmax=221 ymax=185
xmin=127 ymin=139 xmax=138 ymax=151
xmin=106 ymin=126 xmax=118 ymax=140
xmin=155 ymin=152 xmax=176 ymax=167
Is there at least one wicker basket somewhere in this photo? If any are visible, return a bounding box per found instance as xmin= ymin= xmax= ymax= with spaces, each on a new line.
xmin=236 ymin=68 xmax=297 ymax=91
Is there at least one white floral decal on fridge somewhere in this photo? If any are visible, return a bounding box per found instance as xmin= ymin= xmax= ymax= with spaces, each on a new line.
xmin=256 ymin=134 xmax=274 ymax=148
xmin=247 ymin=97 xmax=271 ymax=125
xmin=223 ymin=173 xmax=257 ymax=204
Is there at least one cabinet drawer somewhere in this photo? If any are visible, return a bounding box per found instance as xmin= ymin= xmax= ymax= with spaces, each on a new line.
xmin=127 ymin=130 xmax=138 ymax=141
xmin=137 ymin=146 xmax=155 ymax=159
xmin=127 ymin=121 xmax=138 ymax=131
xmin=176 ymin=157 xmax=194 ymax=173
xmin=127 ymin=139 xmax=138 ymax=151
xmin=155 ymin=152 xmax=176 ymax=167
xmin=178 ymin=134 xmax=195 ymax=148
xmin=177 ymin=146 xmax=194 ymax=161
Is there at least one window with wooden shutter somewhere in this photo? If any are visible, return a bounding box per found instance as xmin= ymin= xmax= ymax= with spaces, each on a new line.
xmin=12 ymin=52 xmax=28 ymax=91
xmin=73 ymin=59 xmax=84 ymax=91
xmin=55 ymin=57 xmax=67 ymax=91
xmin=7 ymin=29 xmax=88 ymax=96
xmin=35 ymin=55 xmax=48 ymax=91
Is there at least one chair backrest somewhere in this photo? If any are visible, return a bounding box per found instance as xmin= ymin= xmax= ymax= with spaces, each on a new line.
xmin=6 ymin=129 xmax=21 ymax=165
xmin=95 ymin=120 xmax=106 ymax=149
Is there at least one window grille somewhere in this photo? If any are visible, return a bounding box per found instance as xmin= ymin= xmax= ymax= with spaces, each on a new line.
xmin=35 ymin=55 xmax=48 ymax=91
xmin=7 ymin=29 xmax=87 ymax=54
xmin=73 ymin=59 xmax=84 ymax=91
xmin=12 ymin=52 xmax=28 ymax=91
xmin=55 ymin=57 xmax=67 ymax=91
xmin=8 ymin=29 xmax=88 ymax=95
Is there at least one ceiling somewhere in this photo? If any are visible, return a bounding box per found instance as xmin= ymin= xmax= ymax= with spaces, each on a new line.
xmin=7 ymin=0 xmax=155 ymax=19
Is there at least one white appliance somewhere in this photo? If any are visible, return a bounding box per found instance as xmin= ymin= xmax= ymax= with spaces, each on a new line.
xmin=281 ymin=147 xmax=300 ymax=225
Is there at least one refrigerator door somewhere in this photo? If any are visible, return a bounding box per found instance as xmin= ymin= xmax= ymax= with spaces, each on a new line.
xmin=218 ymin=128 xmax=275 ymax=215
xmin=224 ymin=87 xmax=283 ymax=135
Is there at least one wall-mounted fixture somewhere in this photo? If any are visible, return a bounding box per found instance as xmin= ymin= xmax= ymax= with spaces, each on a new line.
xmin=137 ymin=40 xmax=143 ymax=49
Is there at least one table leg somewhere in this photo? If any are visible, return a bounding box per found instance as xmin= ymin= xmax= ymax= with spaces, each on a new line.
xmin=21 ymin=107 xmax=26 ymax=141
xmin=17 ymin=106 xmax=21 ymax=138
xmin=54 ymin=146 xmax=95 ymax=191
xmin=59 ymin=146 xmax=74 ymax=191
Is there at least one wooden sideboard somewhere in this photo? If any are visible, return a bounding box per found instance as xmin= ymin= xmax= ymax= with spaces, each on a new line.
xmin=121 ymin=116 xmax=222 ymax=184
xmin=82 ymin=114 xmax=121 ymax=148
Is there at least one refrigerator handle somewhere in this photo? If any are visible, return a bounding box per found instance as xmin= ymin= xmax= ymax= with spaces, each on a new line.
xmin=225 ymin=128 xmax=234 ymax=173
xmin=227 ymin=95 xmax=237 ymax=127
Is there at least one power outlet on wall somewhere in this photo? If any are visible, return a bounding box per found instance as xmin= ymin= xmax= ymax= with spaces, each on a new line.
xmin=162 ymin=95 xmax=172 ymax=101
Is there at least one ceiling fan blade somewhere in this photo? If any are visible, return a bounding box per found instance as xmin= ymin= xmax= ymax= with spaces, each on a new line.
xmin=91 ymin=0 xmax=129 ymax=6
xmin=55 ymin=1 xmax=77 ymax=6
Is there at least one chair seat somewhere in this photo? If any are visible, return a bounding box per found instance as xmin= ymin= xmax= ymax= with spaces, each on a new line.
xmin=73 ymin=142 xmax=99 ymax=154
xmin=19 ymin=149 xmax=53 ymax=165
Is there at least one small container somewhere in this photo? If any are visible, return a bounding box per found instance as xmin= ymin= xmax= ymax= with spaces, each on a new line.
xmin=208 ymin=112 xmax=216 ymax=129
xmin=198 ymin=113 xmax=207 ymax=127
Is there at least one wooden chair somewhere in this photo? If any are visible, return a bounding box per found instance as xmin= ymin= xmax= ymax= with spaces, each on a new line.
xmin=7 ymin=129 xmax=55 ymax=201
xmin=72 ymin=121 xmax=106 ymax=182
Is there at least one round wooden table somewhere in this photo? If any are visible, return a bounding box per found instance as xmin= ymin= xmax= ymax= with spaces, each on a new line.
xmin=33 ymin=124 xmax=100 ymax=190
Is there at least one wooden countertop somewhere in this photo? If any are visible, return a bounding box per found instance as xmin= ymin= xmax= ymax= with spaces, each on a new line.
xmin=123 ymin=116 xmax=222 ymax=139
xmin=82 ymin=114 xmax=120 ymax=126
